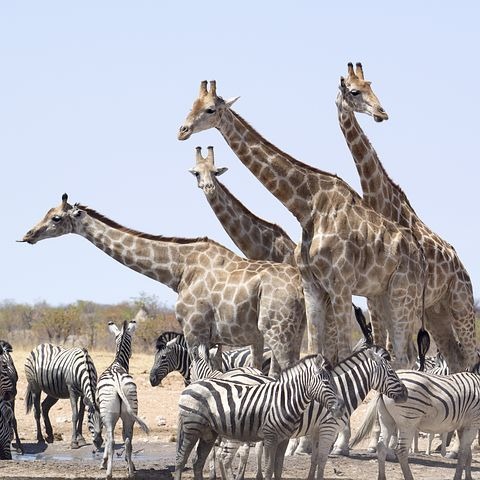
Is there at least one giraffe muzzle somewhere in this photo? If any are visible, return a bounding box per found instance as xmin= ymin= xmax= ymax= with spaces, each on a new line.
xmin=178 ymin=125 xmax=192 ymax=141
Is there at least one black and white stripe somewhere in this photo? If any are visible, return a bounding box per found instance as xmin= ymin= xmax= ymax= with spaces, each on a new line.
xmin=175 ymin=354 xmax=344 ymax=480
xmin=149 ymin=332 xmax=271 ymax=386
xmin=351 ymin=369 xmax=480 ymax=480
xmin=97 ymin=320 xmax=149 ymax=479
xmin=0 ymin=341 xmax=22 ymax=454
xmin=0 ymin=400 xmax=13 ymax=460
xmin=24 ymin=343 xmax=102 ymax=449
xmin=279 ymin=346 xmax=407 ymax=480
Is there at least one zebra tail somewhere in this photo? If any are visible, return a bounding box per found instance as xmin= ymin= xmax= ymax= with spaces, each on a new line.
xmin=25 ymin=385 xmax=33 ymax=415
xmin=113 ymin=377 xmax=150 ymax=435
xmin=349 ymin=393 xmax=380 ymax=448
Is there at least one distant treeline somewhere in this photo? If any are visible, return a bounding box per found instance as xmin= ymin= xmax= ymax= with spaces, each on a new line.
xmin=1 ymin=295 xmax=479 ymax=353
xmin=0 ymin=293 xmax=178 ymax=351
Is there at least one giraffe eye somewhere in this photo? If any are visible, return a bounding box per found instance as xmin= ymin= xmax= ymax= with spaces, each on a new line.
xmin=52 ymin=215 xmax=62 ymax=223
xmin=205 ymin=108 xmax=216 ymax=114
xmin=350 ymin=90 xmax=360 ymax=96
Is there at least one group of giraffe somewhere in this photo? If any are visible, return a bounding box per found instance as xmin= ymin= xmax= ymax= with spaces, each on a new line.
xmin=21 ymin=62 xmax=477 ymax=376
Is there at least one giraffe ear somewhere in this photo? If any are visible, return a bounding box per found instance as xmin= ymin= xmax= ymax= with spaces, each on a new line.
xmin=225 ymin=96 xmax=240 ymax=107
xmin=214 ymin=167 xmax=228 ymax=177
xmin=188 ymin=168 xmax=199 ymax=177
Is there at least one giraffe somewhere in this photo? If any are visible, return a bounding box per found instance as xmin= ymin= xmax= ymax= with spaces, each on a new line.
xmin=20 ymin=194 xmax=306 ymax=377
xmin=190 ymin=145 xmax=352 ymax=356
xmin=336 ymin=62 xmax=477 ymax=372
xmin=189 ymin=145 xmax=297 ymax=266
xmin=178 ymin=80 xmax=427 ymax=368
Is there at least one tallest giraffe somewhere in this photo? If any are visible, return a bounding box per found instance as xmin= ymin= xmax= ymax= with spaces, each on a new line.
xmin=178 ymin=80 xmax=427 ymax=367
xmin=336 ymin=62 xmax=476 ymax=372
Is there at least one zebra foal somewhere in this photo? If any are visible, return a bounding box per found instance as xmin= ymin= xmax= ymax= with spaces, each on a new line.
xmin=176 ymin=353 xmax=344 ymax=480
xmin=24 ymin=343 xmax=102 ymax=449
xmin=97 ymin=320 xmax=149 ymax=479
xmin=351 ymin=369 xmax=480 ymax=480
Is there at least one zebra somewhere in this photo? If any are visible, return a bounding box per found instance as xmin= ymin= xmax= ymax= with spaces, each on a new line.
xmin=0 ymin=340 xmax=22 ymax=454
xmin=261 ymin=345 xmax=408 ymax=480
xmin=24 ymin=343 xmax=103 ymax=449
xmin=175 ymin=353 xmax=344 ymax=480
xmin=350 ymin=369 xmax=480 ymax=480
xmin=96 ymin=320 xmax=149 ymax=480
xmin=149 ymin=333 xmax=271 ymax=387
xmin=0 ymin=399 xmax=14 ymax=460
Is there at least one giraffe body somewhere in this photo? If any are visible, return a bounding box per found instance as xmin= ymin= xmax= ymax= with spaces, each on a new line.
xmin=178 ymin=81 xmax=427 ymax=367
xmin=21 ymin=195 xmax=306 ymax=376
xmin=336 ymin=62 xmax=476 ymax=372
xmin=190 ymin=146 xmax=359 ymax=356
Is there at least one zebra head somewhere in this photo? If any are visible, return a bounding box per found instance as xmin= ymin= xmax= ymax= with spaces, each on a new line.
xmin=85 ymin=398 xmax=103 ymax=451
xmin=367 ymin=346 xmax=408 ymax=403
xmin=150 ymin=337 xmax=189 ymax=386
xmin=309 ymin=355 xmax=345 ymax=419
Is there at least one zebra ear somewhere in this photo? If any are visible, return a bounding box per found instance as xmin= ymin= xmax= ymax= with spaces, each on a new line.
xmin=166 ymin=336 xmax=180 ymax=347
xmin=314 ymin=353 xmax=331 ymax=371
xmin=128 ymin=320 xmax=137 ymax=334
xmin=365 ymin=348 xmax=382 ymax=364
xmin=190 ymin=345 xmax=200 ymax=360
xmin=108 ymin=321 xmax=120 ymax=336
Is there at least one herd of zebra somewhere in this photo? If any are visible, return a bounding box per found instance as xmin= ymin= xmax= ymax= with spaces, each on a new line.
xmin=0 ymin=311 xmax=478 ymax=480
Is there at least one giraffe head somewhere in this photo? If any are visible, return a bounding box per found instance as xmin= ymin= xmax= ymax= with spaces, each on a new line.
xmin=336 ymin=62 xmax=388 ymax=122
xmin=189 ymin=146 xmax=228 ymax=196
xmin=178 ymin=80 xmax=240 ymax=140
xmin=20 ymin=193 xmax=81 ymax=244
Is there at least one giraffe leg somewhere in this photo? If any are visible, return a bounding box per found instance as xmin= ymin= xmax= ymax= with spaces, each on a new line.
xmin=330 ymin=291 xmax=353 ymax=363
xmin=425 ymin=305 xmax=464 ymax=373
xmin=299 ymin=272 xmax=328 ymax=355
xmin=448 ymin=279 xmax=477 ymax=370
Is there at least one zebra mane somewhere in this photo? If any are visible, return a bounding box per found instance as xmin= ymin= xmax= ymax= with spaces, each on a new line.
xmin=278 ymin=354 xmax=332 ymax=379
xmin=113 ymin=320 xmax=132 ymax=370
xmin=155 ymin=331 xmax=184 ymax=351
xmin=335 ymin=345 xmax=390 ymax=368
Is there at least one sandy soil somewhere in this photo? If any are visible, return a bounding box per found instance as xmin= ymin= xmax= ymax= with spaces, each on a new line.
xmin=2 ymin=348 xmax=480 ymax=479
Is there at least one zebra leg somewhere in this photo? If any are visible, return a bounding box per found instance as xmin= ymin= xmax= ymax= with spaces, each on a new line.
xmin=394 ymin=429 xmax=415 ymax=480
xmin=41 ymin=395 xmax=58 ymax=443
xmin=376 ymin=440 xmax=388 ymax=480
xmin=273 ymin=438 xmax=289 ymax=480
xmin=331 ymin=422 xmax=351 ymax=456
xmin=102 ymin=424 xmax=115 ymax=480
xmin=313 ymin=426 xmax=339 ymax=480
xmin=68 ymin=392 xmax=81 ymax=448
xmin=193 ymin=435 xmax=217 ymax=480
xmin=453 ymin=428 xmax=476 ymax=480
xmin=235 ymin=442 xmax=251 ymax=480
xmin=285 ymin=438 xmax=299 ymax=456
xmin=175 ymin=417 xmax=201 ymax=480
xmin=11 ymin=400 xmax=23 ymax=454
xmin=255 ymin=441 xmax=264 ymax=480
xmin=263 ymin=437 xmax=278 ymax=480
xmin=75 ymin=398 xmax=87 ymax=447
xmin=31 ymin=391 xmax=45 ymax=443
xmin=122 ymin=417 xmax=135 ymax=477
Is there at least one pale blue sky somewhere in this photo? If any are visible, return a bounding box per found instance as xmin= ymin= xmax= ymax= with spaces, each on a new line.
xmin=2 ymin=2 xmax=479 ymax=308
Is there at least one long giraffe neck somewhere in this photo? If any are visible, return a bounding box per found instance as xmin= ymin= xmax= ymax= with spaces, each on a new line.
xmin=217 ymin=108 xmax=352 ymax=227
xmin=205 ymin=178 xmax=297 ymax=264
xmin=337 ymin=106 xmax=417 ymax=228
xmin=74 ymin=206 xmax=202 ymax=292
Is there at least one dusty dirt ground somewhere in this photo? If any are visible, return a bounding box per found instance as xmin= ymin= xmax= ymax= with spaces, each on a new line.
xmin=2 ymin=348 xmax=480 ymax=479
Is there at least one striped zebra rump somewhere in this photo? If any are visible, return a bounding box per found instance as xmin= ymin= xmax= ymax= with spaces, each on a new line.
xmin=0 ymin=399 xmax=13 ymax=460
